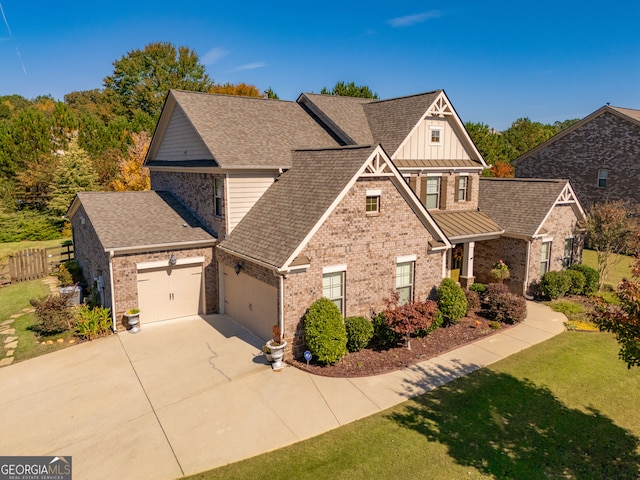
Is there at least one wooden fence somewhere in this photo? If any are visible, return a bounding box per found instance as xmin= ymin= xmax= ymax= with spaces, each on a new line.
xmin=6 ymin=243 xmax=74 ymax=284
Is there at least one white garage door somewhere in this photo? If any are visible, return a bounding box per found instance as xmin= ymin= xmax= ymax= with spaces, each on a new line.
xmin=137 ymin=263 xmax=203 ymax=323
xmin=222 ymin=264 xmax=278 ymax=341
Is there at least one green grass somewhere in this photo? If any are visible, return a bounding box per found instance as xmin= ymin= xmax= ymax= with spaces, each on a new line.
xmin=0 ymin=278 xmax=75 ymax=364
xmin=582 ymin=248 xmax=635 ymax=289
xmin=0 ymin=238 xmax=70 ymax=259
xmin=185 ymin=332 xmax=640 ymax=480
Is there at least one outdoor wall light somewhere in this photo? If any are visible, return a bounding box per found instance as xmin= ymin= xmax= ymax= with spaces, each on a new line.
xmin=169 ymin=253 xmax=177 ymax=266
xmin=234 ymin=262 xmax=243 ymax=275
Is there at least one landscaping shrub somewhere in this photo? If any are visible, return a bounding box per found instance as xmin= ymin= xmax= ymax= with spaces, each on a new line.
xmin=484 ymin=285 xmax=527 ymax=324
xmin=344 ymin=316 xmax=374 ymax=352
xmin=541 ymin=270 xmax=572 ymax=299
xmin=569 ymin=264 xmax=600 ymax=294
xmin=566 ymin=269 xmax=586 ymax=295
xmin=464 ymin=289 xmax=481 ymax=315
xmin=469 ymin=282 xmax=487 ymax=295
xmin=436 ymin=278 xmax=468 ymax=325
xmin=30 ymin=293 xmax=75 ymax=335
xmin=372 ymin=312 xmax=399 ymax=348
xmin=55 ymin=264 xmax=74 ymax=287
xmin=304 ymin=298 xmax=347 ymax=365
xmin=75 ymin=305 xmax=112 ymax=340
xmin=382 ymin=297 xmax=440 ymax=349
xmin=63 ymin=259 xmax=84 ymax=286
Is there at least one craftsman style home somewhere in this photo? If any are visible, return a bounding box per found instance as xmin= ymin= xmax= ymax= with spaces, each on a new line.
xmin=69 ymin=89 xmax=585 ymax=357
xmin=513 ymin=104 xmax=640 ymax=208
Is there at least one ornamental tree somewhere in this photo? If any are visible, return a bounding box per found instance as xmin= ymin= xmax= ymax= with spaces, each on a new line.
xmin=383 ymin=292 xmax=441 ymax=350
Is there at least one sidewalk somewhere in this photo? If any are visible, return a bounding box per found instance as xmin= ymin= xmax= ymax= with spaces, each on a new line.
xmin=0 ymin=301 xmax=567 ymax=480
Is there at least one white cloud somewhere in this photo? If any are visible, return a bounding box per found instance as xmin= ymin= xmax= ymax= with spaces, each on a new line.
xmin=202 ymin=47 xmax=229 ymax=65
xmin=233 ymin=62 xmax=267 ymax=71
xmin=388 ymin=11 xmax=441 ymax=27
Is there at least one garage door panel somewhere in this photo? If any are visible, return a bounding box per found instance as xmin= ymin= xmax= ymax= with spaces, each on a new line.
xmin=137 ymin=264 xmax=203 ymax=324
xmin=223 ymin=264 xmax=277 ymax=341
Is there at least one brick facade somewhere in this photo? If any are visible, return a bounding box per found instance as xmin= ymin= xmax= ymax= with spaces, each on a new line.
xmin=282 ymin=177 xmax=444 ymax=358
xmin=515 ymin=111 xmax=640 ymax=208
xmin=151 ymin=171 xmax=226 ymax=237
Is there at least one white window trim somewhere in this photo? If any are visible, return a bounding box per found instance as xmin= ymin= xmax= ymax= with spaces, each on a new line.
xmin=397 ymin=254 xmax=417 ymax=263
xmin=429 ymin=126 xmax=443 ymax=145
xmin=366 ymin=189 xmax=382 ymax=196
xmin=323 ymin=264 xmax=347 ymax=274
xmin=597 ymin=168 xmax=608 ymax=188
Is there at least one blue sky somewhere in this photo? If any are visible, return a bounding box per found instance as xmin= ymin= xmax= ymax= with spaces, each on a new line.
xmin=0 ymin=1 xmax=638 ymax=130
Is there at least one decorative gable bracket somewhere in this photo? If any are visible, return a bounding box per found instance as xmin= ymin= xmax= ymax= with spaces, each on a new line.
xmin=557 ymin=184 xmax=578 ymax=205
xmin=361 ymin=152 xmax=394 ymax=177
xmin=426 ymin=93 xmax=453 ymax=118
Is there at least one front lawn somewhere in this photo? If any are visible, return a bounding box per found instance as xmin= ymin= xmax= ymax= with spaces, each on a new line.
xmin=582 ymin=248 xmax=635 ymax=289
xmin=186 ymin=332 xmax=640 ymax=479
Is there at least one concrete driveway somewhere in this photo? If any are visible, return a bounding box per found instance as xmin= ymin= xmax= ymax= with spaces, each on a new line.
xmin=0 ymin=303 xmax=567 ymax=479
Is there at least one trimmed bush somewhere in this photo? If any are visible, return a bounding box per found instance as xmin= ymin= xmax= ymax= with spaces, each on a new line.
xmin=541 ymin=271 xmax=572 ymax=299
xmin=304 ymin=298 xmax=347 ymax=365
xmin=372 ymin=312 xmax=399 ymax=348
xmin=436 ymin=278 xmax=468 ymax=326
xmin=569 ymin=264 xmax=600 ymax=294
xmin=485 ymin=287 xmax=527 ymax=324
xmin=566 ymin=269 xmax=586 ymax=295
xmin=75 ymin=305 xmax=112 ymax=340
xmin=464 ymin=289 xmax=481 ymax=315
xmin=344 ymin=316 xmax=374 ymax=352
xmin=469 ymin=283 xmax=487 ymax=295
xmin=30 ymin=293 xmax=75 ymax=335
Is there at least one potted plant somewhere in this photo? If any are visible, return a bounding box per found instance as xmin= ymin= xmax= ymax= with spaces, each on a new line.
xmin=490 ymin=260 xmax=510 ymax=283
xmin=262 ymin=345 xmax=273 ymax=362
xmin=124 ymin=308 xmax=141 ymax=334
xmin=266 ymin=325 xmax=287 ymax=370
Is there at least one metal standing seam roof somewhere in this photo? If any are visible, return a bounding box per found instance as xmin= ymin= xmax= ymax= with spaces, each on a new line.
xmin=393 ymin=159 xmax=482 ymax=169
xmin=71 ymin=191 xmax=215 ymax=251
xmin=478 ymin=178 xmax=573 ymax=237
xmin=167 ymin=90 xmax=341 ymax=169
xmin=429 ymin=210 xmax=503 ymax=241
xmin=218 ymin=145 xmax=381 ymax=269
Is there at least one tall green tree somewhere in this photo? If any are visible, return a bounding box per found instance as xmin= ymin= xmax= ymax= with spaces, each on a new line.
xmin=103 ymin=42 xmax=213 ymax=120
xmin=502 ymin=118 xmax=557 ymax=159
xmin=465 ymin=122 xmax=515 ymax=171
xmin=320 ymin=81 xmax=378 ymax=99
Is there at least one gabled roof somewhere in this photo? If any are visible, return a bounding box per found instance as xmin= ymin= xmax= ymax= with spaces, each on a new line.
xmin=478 ymin=178 xmax=585 ymax=238
xmin=512 ymin=105 xmax=640 ymax=165
xmin=147 ymin=90 xmax=340 ymax=169
xmin=218 ymin=144 xmax=450 ymax=271
xmin=67 ymin=191 xmax=215 ymax=253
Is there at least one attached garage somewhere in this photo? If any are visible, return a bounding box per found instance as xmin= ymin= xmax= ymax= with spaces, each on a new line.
xmin=221 ymin=263 xmax=278 ymax=341
xmin=137 ymin=258 xmax=205 ymax=324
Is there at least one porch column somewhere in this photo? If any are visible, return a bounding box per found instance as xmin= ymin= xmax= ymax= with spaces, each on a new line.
xmin=459 ymin=241 xmax=475 ymax=288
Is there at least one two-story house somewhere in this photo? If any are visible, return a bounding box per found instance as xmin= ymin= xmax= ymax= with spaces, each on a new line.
xmin=69 ymin=89 xmax=585 ymax=358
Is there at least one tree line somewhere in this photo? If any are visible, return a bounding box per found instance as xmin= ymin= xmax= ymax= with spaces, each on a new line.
xmin=0 ymin=41 xmax=578 ymax=242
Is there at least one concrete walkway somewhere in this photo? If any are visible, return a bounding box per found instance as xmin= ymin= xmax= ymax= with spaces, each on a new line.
xmin=0 ymin=301 xmax=566 ymax=479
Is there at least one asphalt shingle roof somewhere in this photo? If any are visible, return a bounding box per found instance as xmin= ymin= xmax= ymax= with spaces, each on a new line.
xmin=169 ymin=90 xmax=340 ymax=169
xmin=219 ymin=145 xmax=378 ymax=269
xmin=478 ymin=178 xmax=570 ymax=237
xmin=73 ymin=191 xmax=215 ymax=251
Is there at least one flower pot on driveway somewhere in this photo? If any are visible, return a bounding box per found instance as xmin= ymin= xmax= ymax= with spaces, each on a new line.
xmin=124 ymin=310 xmax=141 ymax=333
xmin=266 ymin=339 xmax=287 ymax=370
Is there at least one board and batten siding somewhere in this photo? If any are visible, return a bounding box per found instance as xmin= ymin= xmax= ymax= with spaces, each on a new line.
xmin=155 ymin=106 xmax=213 ymax=161
xmin=227 ymin=174 xmax=277 ymax=233
xmin=394 ymin=118 xmax=471 ymax=161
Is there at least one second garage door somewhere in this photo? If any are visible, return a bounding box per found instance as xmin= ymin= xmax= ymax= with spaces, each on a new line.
xmin=222 ymin=264 xmax=278 ymax=341
xmin=137 ymin=263 xmax=203 ymax=323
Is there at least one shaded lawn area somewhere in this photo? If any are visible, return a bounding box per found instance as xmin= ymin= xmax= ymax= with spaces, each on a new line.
xmin=188 ymin=332 xmax=640 ymax=480
xmin=582 ymin=248 xmax=635 ymax=289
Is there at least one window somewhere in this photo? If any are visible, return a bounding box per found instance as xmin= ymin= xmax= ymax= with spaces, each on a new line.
xmin=597 ymin=169 xmax=608 ymax=188
xmin=396 ymin=262 xmax=414 ymax=305
xmin=540 ymin=241 xmax=552 ymax=276
xmin=563 ymin=238 xmax=574 ymax=268
xmin=214 ymin=177 xmax=223 ymax=216
xmin=430 ymin=127 xmax=442 ymax=144
xmin=323 ymin=271 xmax=345 ymax=314
xmin=365 ymin=189 xmax=381 ymax=214
xmin=457 ymin=176 xmax=468 ymax=202
xmin=425 ymin=177 xmax=440 ymax=209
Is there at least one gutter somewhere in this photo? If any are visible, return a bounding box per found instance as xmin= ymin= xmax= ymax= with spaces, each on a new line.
xmin=104 ymin=239 xmax=217 ymax=256
xmin=523 ymin=241 xmax=534 ymax=300
xmin=108 ymin=250 xmax=117 ymax=333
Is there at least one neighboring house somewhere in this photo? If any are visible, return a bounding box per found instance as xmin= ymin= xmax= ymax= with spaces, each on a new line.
xmin=69 ymin=89 xmax=586 ymax=358
xmin=477 ymin=178 xmax=585 ymax=296
xmin=513 ymin=105 xmax=640 ymax=209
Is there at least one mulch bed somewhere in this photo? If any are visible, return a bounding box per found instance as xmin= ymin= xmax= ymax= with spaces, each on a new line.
xmin=289 ymin=314 xmax=512 ymax=378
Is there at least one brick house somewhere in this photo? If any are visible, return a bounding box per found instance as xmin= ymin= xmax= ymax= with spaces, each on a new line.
xmin=513 ymin=105 xmax=640 ymax=208
xmin=69 ymin=89 xmax=585 ymax=358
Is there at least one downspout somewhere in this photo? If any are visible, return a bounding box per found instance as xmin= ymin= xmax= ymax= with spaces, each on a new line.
xmin=523 ymin=240 xmax=534 ymax=300
xmin=108 ymin=250 xmax=117 ymax=332
xmin=278 ymin=273 xmax=285 ymax=341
